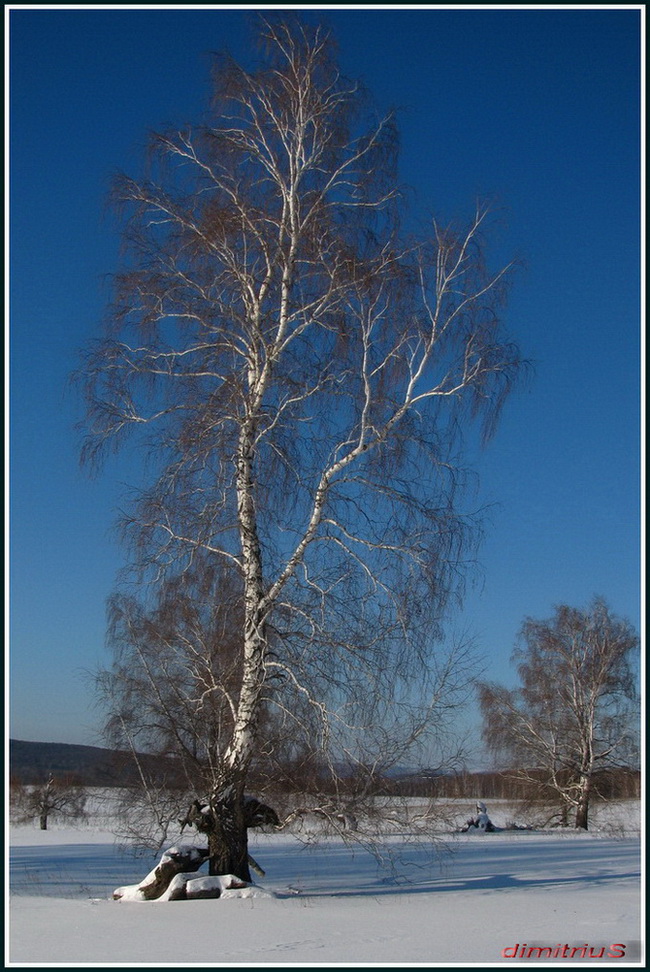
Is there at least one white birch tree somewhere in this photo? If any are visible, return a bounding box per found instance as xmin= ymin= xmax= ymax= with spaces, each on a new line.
xmin=479 ymin=597 xmax=639 ymax=829
xmin=81 ymin=18 xmax=523 ymax=880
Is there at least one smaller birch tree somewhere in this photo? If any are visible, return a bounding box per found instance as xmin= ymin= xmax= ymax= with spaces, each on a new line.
xmin=479 ymin=597 xmax=639 ymax=829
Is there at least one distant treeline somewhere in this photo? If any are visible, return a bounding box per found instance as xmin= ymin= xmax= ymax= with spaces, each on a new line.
xmin=10 ymin=740 xmax=640 ymax=801
xmin=388 ymin=767 xmax=641 ymax=801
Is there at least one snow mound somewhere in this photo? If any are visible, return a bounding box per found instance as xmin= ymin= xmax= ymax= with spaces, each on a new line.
xmin=159 ymin=873 xmax=274 ymax=901
xmin=116 ymin=867 xmax=276 ymax=903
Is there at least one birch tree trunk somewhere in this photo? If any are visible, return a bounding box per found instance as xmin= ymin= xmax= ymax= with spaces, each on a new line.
xmin=208 ymin=427 xmax=267 ymax=880
xmin=207 ymin=780 xmax=251 ymax=881
xmin=574 ymin=776 xmax=591 ymax=831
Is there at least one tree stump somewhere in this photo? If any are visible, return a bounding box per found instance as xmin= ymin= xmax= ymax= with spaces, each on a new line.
xmin=113 ymin=845 xmax=210 ymax=901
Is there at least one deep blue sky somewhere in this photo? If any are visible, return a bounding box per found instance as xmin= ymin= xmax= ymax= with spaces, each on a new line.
xmin=8 ymin=6 xmax=642 ymax=751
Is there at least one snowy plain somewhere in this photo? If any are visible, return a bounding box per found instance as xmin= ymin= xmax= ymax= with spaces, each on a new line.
xmin=7 ymin=796 xmax=643 ymax=967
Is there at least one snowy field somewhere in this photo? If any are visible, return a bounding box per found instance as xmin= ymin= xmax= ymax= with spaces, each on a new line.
xmin=7 ymin=796 xmax=643 ymax=967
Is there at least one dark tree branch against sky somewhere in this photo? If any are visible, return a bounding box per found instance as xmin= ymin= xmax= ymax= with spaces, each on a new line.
xmin=8 ymin=6 xmax=642 ymax=752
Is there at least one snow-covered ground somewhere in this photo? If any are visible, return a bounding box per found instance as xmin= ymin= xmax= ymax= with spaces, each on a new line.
xmin=7 ymin=796 xmax=643 ymax=966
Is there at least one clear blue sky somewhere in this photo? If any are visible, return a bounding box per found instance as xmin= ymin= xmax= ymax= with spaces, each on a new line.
xmin=8 ymin=6 xmax=642 ymax=749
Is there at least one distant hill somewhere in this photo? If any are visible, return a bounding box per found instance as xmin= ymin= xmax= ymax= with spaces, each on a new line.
xmin=9 ymin=739 xmax=178 ymax=787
